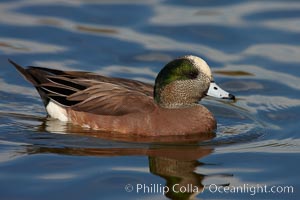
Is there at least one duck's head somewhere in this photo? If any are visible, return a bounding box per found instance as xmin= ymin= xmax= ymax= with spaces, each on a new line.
xmin=154 ymin=55 xmax=235 ymax=108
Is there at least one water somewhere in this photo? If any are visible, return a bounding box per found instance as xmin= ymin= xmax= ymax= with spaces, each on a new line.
xmin=0 ymin=0 xmax=299 ymax=199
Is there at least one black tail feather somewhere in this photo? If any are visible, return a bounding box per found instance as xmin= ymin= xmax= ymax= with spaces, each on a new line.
xmin=9 ymin=59 xmax=82 ymax=107
xmin=8 ymin=59 xmax=38 ymax=85
xmin=9 ymin=59 xmax=51 ymax=106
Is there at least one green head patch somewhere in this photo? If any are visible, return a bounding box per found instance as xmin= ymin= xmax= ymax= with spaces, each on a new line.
xmin=154 ymin=58 xmax=199 ymax=103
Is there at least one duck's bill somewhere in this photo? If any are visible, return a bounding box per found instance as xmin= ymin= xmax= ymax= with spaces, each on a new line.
xmin=206 ymin=81 xmax=235 ymax=100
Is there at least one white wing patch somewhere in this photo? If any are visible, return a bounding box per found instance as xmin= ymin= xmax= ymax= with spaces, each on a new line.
xmin=46 ymin=101 xmax=69 ymax=122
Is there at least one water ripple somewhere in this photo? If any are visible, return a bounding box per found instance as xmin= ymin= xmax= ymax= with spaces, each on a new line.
xmin=0 ymin=0 xmax=299 ymax=199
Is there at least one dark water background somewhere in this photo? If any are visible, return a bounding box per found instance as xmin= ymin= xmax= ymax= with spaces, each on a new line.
xmin=0 ymin=0 xmax=299 ymax=199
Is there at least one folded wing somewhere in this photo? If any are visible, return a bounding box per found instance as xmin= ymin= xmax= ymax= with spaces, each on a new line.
xmin=9 ymin=60 xmax=155 ymax=116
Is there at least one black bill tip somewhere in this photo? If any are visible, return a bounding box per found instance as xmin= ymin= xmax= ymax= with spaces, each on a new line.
xmin=228 ymin=93 xmax=235 ymax=100
xmin=223 ymin=93 xmax=235 ymax=100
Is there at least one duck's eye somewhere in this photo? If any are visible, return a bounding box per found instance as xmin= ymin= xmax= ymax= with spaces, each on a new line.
xmin=187 ymin=71 xmax=198 ymax=79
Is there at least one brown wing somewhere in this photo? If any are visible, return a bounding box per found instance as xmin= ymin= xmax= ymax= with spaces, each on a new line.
xmin=9 ymin=60 xmax=155 ymax=116
xmin=63 ymin=71 xmax=153 ymax=97
xmin=68 ymin=83 xmax=156 ymax=115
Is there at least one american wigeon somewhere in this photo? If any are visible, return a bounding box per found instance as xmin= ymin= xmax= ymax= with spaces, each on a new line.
xmin=9 ymin=55 xmax=234 ymax=136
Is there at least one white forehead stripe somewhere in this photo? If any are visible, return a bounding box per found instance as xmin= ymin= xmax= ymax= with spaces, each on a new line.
xmin=183 ymin=55 xmax=212 ymax=78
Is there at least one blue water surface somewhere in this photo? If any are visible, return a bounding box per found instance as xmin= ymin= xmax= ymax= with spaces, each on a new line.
xmin=0 ymin=0 xmax=299 ymax=199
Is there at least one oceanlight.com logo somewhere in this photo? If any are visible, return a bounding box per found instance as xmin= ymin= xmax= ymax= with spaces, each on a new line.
xmin=124 ymin=183 xmax=294 ymax=196
xmin=207 ymin=184 xmax=294 ymax=196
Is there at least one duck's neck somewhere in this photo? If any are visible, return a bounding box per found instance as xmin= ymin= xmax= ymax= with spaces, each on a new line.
xmin=154 ymin=84 xmax=199 ymax=109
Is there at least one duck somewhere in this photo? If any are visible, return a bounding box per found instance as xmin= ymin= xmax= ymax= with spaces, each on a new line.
xmin=9 ymin=55 xmax=235 ymax=136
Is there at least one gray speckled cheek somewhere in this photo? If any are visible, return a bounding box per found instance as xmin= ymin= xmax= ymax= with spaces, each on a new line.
xmin=172 ymin=79 xmax=206 ymax=102
xmin=175 ymin=80 xmax=196 ymax=100
xmin=160 ymin=82 xmax=186 ymax=104
xmin=159 ymin=74 xmax=211 ymax=107
xmin=196 ymin=74 xmax=211 ymax=95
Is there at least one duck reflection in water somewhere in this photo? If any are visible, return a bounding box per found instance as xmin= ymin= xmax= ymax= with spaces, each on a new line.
xmin=21 ymin=119 xmax=232 ymax=200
